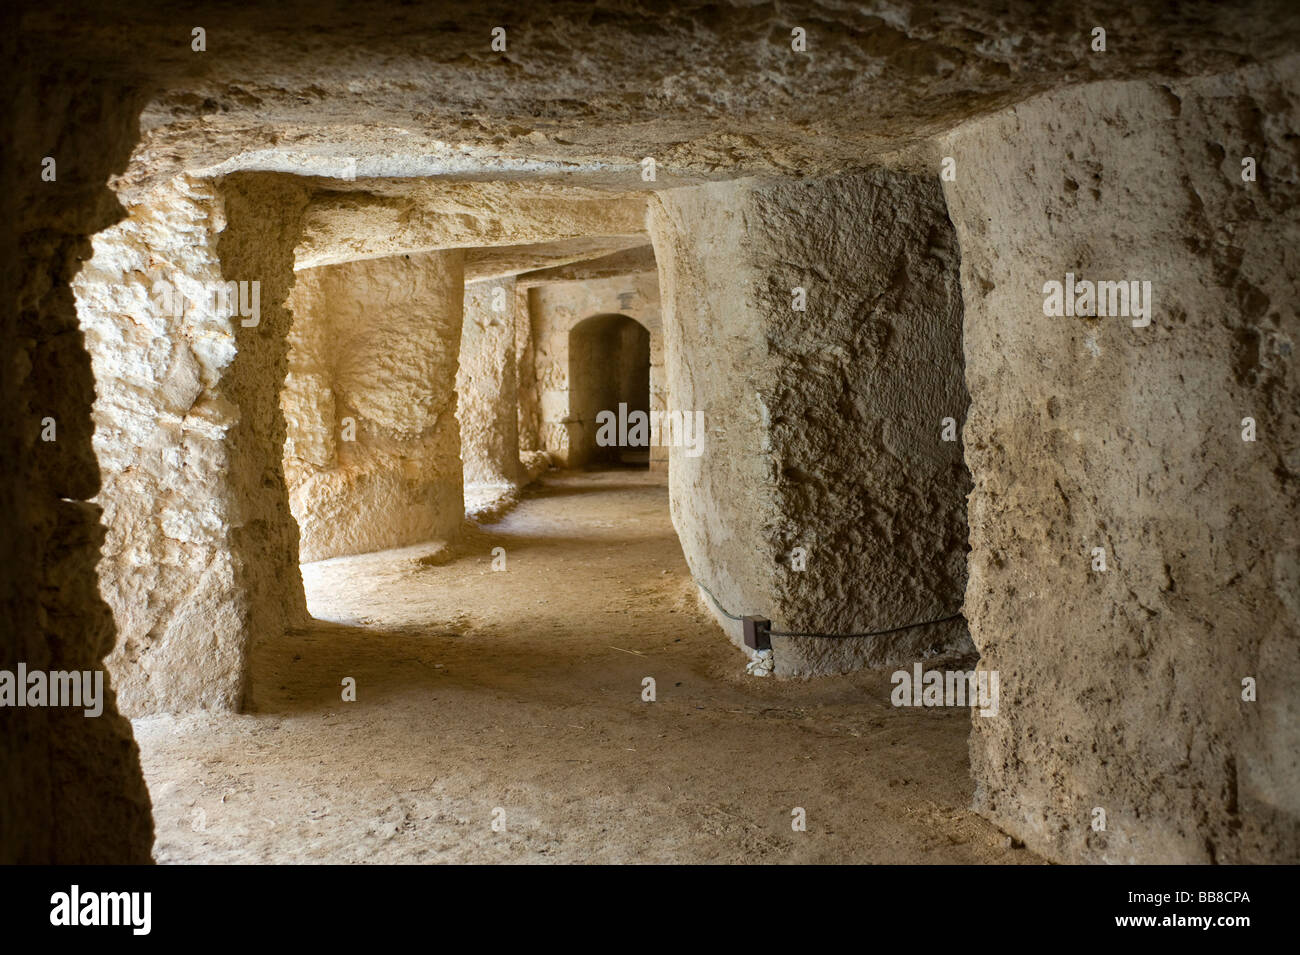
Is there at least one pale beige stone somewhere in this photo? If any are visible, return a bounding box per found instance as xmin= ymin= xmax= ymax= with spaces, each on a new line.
xmin=940 ymin=56 xmax=1300 ymax=864
xmin=459 ymin=278 xmax=521 ymax=491
xmin=528 ymin=273 xmax=663 ymax=469
xmin=74 ymin=173 xmax=311 ymax=716
xmin=284 ymin=251 xmax=466 ymax=562
xmin=10 ymin=1 xmax=1299 ymax=868
xmin=650 ymin=173 xmax=971 ymax=674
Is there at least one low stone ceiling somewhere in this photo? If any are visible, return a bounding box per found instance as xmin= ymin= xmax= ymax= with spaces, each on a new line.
xmin=293 ymin=180 xmax=650 ymax=268
xmin=27 ymin=0 xmax=1300 ymax=206
xmin=465 ymin=237 xmax=648 ymax=282
xmin=516 ymin=245 xmax=658 ymax=286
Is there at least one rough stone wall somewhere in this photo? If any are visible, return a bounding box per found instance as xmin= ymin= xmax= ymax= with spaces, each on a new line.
xmin=3 ymin=52 xmax=153 ymax=859
xmin=650 ymin=181 xmax=780 ymax=646
xmin=458 ymin=278 xmax=520 ymax=489
xmin=299 ymin=186 xmax=648 ymax=270
xmin=284 ymin=250 xmax=465 ymax=561
xmin=76 ymin=176 xmax=240 ymax=715
xmin=516 ymin=284 xmax=541 ymax=452
xmin=648 ymin=328 xmax=671 ymax=474
xmin=12 ymin=0 xmax=1299 ymax=871
xmin=466 ymin=236 xmax=647 ymax=283
xmin=650 ymin=173 xmax=972 ymax=675
xmin=215 ymin=174 xmax=313 ymax=678
xmin=527 ymin=272 xmax=662 ymax=467
xmin=74 ymin=172 xmax=310 ymax=716
xmin=941 ymin=59 xmax=1300 ymax=863
xmin=758 ymin=173 xmax=971 ymax=672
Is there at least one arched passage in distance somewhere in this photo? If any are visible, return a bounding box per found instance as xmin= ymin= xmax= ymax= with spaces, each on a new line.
xmin=567 ymin=313 xmax=651 ymax=468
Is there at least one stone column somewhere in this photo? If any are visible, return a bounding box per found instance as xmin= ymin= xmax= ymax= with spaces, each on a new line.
xmin=75 ymin=172 xmax=311 ymax=716
xmin=940 ymin=59 xmax=1300 ymax=864
xmin=649 ymin=331 xmax=669 ymax=472
xmin=458 ymin=277 xmax=521 ymax=490
xmin=650 ymin=171 xmax=971 ymax=676
xmin=515 ymin=283 xmax=541 ymax=452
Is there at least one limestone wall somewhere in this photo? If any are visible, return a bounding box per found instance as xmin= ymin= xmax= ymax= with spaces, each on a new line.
xmin=941 ymin=59 xmax=1300 ymax=863
xmin=298 ymin=187 xmax=649 ymax=269
xmin=649 ymin=181 xmax=785 ymax=648
xmin=516 ymin=283 xmax=541 ymax=452
xmin=650 ymin=172 xmax=972 ymax=674
xmin=459 ymin=278 xmax=520 ymax=489
xmin=13 ymin=0 xmax=1300 ymax=870
xmin=74 ymin=172 xmax=311 ymax=716
xmin=216 ymin=174 xmax=314 ymax=695
xmin=760 ymin=173 xmax=972 ymax=672
xmin=284 ymin=251 xmax=466 ymax=561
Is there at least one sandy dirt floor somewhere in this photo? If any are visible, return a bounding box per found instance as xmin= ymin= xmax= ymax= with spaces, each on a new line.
xmin=132 ymin=469 xmax=1040 ymax=864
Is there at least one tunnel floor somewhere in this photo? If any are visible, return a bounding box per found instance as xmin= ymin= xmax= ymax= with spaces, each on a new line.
xmin=131 ymin=469 xmax=1037 ymax=863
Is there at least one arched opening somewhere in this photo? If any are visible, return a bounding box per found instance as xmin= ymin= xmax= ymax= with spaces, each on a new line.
xmin=567 ymin=314 xmax=651 ymax=469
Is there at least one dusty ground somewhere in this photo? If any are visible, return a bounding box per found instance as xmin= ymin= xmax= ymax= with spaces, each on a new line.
xmin=132 ymin=469 xmax=1039 ymax=864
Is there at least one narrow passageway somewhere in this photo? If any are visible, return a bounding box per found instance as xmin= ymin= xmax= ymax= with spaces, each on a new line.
xmin=131 ymin=470 xmax=1034 ymax=864
xmin=10 ymin=1 xmax=1298 ymax=874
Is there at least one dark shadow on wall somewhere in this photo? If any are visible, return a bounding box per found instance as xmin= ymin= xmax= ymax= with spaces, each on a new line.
xmin=568 ymin=313 xmax=650 ymax=468
xmin=4 ymin=59 xmax=155 ymax=861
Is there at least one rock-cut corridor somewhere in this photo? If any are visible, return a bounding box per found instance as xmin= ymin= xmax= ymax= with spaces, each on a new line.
xmin=4 ymin=0 xmax=1298 ymax=871
xmin=135 ymin=470 xmax=1027 ymax=864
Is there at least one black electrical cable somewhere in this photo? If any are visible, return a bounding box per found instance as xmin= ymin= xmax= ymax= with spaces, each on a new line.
xmin=692 ymin=578 xmax=963 ymax=639
xmin=770 ymin=612 xmax=964 ymax=639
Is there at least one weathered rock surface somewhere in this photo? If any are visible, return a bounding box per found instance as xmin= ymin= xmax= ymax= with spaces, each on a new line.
xmin=516 ymin=282 xmax=543 ymax=454
xmin=651 ymin=180 xmax=774 ymax=645
xmin=941 ymin=57 xmax=1300 ymax=863
xmin=8 ymin=0 xmax=1300 ymax=868
xmin=758 ymin=172 xmax=971 ymax=672
xmin=296 ymin=184 xmax=649 ymax=269
xmin=518 ymin=245 xmax=657 ymax=286
xmin=31 ymin=2 xmax=1300 ymax=202
xmin=650 ymin=173 xmax=972 ymax=674
xmin=459 ymin=278 xmax=521 ymax=489
xmin=4 ymin=49 xmax=154 ymax=862
xmin=74 ymin=172 xmax=311 ymax=715
xmin=285 ymin=251 xmax=466 ymax=561
xmin=466 ymin=236 xmax=647 ymax=283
